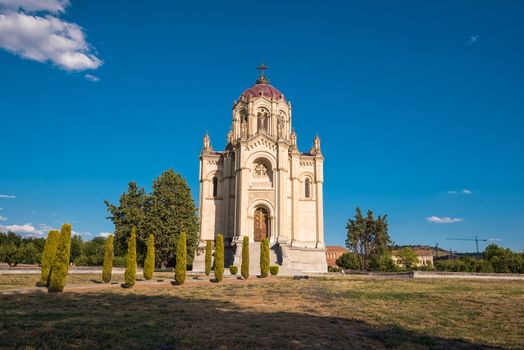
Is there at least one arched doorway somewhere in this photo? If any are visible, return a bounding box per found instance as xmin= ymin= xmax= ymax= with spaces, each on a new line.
xmin=253 ymin=207 xmax=269 ymax=242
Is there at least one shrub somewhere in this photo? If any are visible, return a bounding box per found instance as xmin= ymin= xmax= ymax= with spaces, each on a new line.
xmin=102 ymin=235 xmax=114 ymax=283
xmin=260 ymin=238 xmax=270 ymax=278
xmin=175 ymin=232 xmax=187 ymax=285
xmin=214 ymin=234 xmax=224 ymax=282
xmin=270 ymin=265 xmax=279 ymax=276
xmin=328 ymin=266 xmax=342 ymax=272
xmin=336 ymin=252 xmax=360 ymax=270
xmin=113 ymin=256 xmax=125 ymax=267
xmin=229 ymin=265 xmax=238 ymax=275
xmin=124 ymin=226 xmax=137 ymax=287
xmin=205 ymin=240 xmax=212 ymax=276
xmin=241 ymin=236 xmax=249 ymax=280
xmin=40 ymin=230 xmax=59 ymax=287
xmin=49 ymin=224 xmax=72 ymax=292
xmin=143 ymin=234 xmax=155 ymax=280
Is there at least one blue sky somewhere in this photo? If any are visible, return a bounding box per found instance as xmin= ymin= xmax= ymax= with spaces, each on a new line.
xmin=1 ymin=0 xmax=523 ymax=252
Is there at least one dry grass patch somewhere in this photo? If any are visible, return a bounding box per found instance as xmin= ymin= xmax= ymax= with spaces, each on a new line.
xmin=0 ymin=275 xmax=522 ymax=349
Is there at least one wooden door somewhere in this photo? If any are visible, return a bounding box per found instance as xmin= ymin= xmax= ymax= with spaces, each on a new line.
xmin=253 ymin=208 xmax=268 ymax=242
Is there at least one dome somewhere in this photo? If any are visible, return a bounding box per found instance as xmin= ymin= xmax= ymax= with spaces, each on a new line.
xmin=239 ymin=83 xmax=285 ymax=101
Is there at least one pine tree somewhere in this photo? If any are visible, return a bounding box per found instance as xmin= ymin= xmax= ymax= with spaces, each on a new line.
xmin=49 ymin=224 xmax=72 ymax=292
xmin=143 ymin=234 xmax=155 ymax=280
xmin=124 ymin=226 xmax=137 ymax=287
xmin=260 ymin=238 xmax=270 ymax=278
xmin=175 ymin=232 xmax=187 ymax=285
xmin=147 ymin=169 xmax=199 ymax=267
xmin=102 ymin=235 xmax=114 ymax=283
xmin=205 ymin=240 xmax=212 ymax=276
xmin=241 ymin=236 xmax=249 ymax=280
xmin=40 ymin=230 xmax=60 ymax=287
xmin=214 ymin=234 xmax=224 ymax=282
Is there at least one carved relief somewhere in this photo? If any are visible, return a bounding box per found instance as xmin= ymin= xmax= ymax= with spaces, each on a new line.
xmin=249 ymin=190 xmax=275 ymax=204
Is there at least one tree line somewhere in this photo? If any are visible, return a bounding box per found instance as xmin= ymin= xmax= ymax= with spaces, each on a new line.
xmin=336 ymin=207 xmax=523 ymax=273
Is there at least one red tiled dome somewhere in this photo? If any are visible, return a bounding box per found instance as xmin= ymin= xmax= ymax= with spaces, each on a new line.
xmin=240 ymin=83 xmax=285 ymax=101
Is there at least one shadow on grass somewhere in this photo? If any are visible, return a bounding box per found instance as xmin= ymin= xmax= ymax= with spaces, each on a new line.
xmin=0 ymin=292 xmax=504 ymax=350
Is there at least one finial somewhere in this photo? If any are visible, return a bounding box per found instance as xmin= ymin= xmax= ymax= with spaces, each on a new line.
xmin=310 ymin=134 xmax=321 ymax=155
xmin=256 ymin=63 xmax=270 ymax=84
xmin=203 ymin=131 xmax=212 ymax=151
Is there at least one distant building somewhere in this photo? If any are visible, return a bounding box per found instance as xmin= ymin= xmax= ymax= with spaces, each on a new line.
xmin=391 ymin=249 xmax=433 ymax=267
xmin=326 ymin=246 xmax=349 ymax=267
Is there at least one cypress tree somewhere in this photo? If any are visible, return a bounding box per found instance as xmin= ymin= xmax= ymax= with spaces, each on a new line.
xmin=205 ymin=240 xmax=212 ymax=276
xmin=143 ymin=234 xmax=155 ymax=280
xmin=40 ymin=230 xmax=60 ymax=287
xmin=241 ymin=236 xmax=249 ymax=280
xmin=214 ymin=234 xmax=224 ymax=282
xmin=49 ymin=224 xmax=72 ymax=292
xmin=260 ymin=238 xmax=270 ymax=278
xmin=102 ymin=235 xmax=114 ymax=283
xmin=124 ymin=226 xmax=137 ymax=287
xmin=175 ymin=232 xmax=187 ymax=285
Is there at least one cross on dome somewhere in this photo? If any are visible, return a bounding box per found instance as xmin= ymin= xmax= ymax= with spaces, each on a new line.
xmin=256 ymin=63 xmax=270 ymax=84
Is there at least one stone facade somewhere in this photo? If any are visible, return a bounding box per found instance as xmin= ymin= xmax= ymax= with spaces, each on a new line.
xmin=192 ymin=70 xmax=327 ymax=273
xmin=391 ymin=250 xmax=434 ymax=268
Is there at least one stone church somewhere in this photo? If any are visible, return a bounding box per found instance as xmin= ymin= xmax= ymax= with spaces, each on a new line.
xmin=193 ymin=66 xmax=327 ymax=274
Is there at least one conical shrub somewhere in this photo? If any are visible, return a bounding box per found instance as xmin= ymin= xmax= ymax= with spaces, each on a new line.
xmin=49 ymin=224 xmax=72 ymax=292
xmin=40 ymin=230 xmax=60 ymax=287
xmin=214 ymin=234 xmax=224 ymax=282
xmin=175 ymin=232 xmax=187 ymax=285
xmin=260 ymin=238 xmax=270 ymax=278
xmin=241 ymin=236 xmax=249 ymax=280
xmin=143 ymin=234 xmax=155 ymax=280
xmin=124 ymin=226 xmax=137 ymax=287
xmin=102 ymin=235 xmax=114 ymax=283
xmin=205 ymin=240 xmax=212 ymax=276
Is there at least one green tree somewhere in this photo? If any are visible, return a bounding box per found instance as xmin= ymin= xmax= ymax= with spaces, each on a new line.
xmin=40 ymin=230 xmax=60 ymax=286
xmin=345 ymin=208 xmax=392 ymax=270
xmin=204 ymin=240 xmax=212 ymax=276
xmin=241 ymin=236 xmax=249 ymax=279
xmin=398 ymin=247 xmax=418 ymax=269
xmin=175 ymin=232 xmax=187 ymax=284
xmin=336 ymin=252 xmax=360 ymax=270
xmin=124 ymin=226 xmax=137 ymax=287
xmin=104 ymin=182 xmax=149 ymax=259
xmin=260 ymin=238 xmax=270 ymax=278
xmin=147 ymin=169 xmax=199 ymax=267
xmin=143 ymin=234 xmax=155 ymax=280
xmin=369 ymin=250 xmax=398 ymax=272
xmin=102 ymin=235 xmax=114 ymax=283
xmin=49 ymin=224 xmax=72 ymax=292
xmin=70 ymin=235 xmax=83 ymax=264
xmin=214 ymin=234 xmax=224 ymax=282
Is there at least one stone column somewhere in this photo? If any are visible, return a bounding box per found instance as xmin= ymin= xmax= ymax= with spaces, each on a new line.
xmin=314 ymin=156 xmax=325 ymax=248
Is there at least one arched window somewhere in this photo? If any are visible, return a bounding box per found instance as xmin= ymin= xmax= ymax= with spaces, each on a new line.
xmin=305 ymin=178 xmax=311 ymax=198
xmin=212 ymin=176 xmax=218 ymax=197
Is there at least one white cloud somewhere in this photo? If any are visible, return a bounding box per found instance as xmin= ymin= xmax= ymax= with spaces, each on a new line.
xmin=447 ymin=191 xmax=457 ymax=195
xmin=462 ymin=189 xmax=472 ymax=194
xmin=84 ymin=73 xmax=99 ymax=82
xmin=0 ymin=223 xmax=44 ymax=234
xmin=0 ymin=0 xmax=70 ymax=13
xmin=0 ymin=207 xmax=3 ymax=210
xmin=0 ymin=194 xmax=15 ymax=198
xmin=99 ymin=232 xmax=112 ymax=238
xmin=0 ymin=4 xmax=102 ymax=71
xmin=426 ymin=216 xmax=464 ymax=224
xmin=468 ymin=35 xmax=480 ymax=45
xmin=0 ymin=215 xmax=7 ymax=221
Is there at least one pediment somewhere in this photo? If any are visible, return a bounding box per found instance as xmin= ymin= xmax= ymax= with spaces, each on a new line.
xmin=245 ymin=133 xmax=278 ymax=152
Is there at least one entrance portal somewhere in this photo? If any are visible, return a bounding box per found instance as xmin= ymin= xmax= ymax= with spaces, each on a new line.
xmin=253 ymin=207 xmax=269 ymax=242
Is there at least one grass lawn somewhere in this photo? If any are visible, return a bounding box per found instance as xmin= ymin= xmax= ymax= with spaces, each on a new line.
xmin=0 ymin=274 xmax=522 ymax=349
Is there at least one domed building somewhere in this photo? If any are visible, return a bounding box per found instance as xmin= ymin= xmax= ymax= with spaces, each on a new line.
xmin=193 ymin=66 xmax=327 ymax=274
